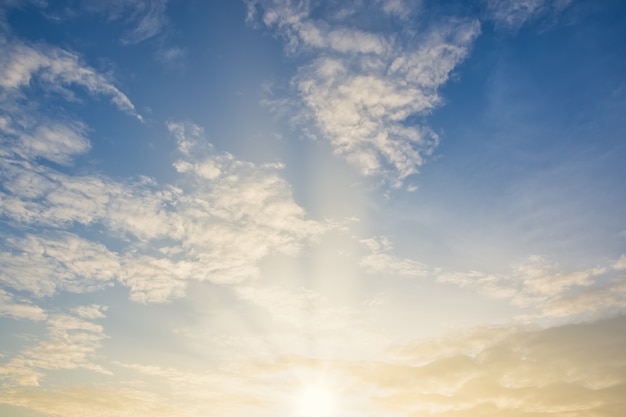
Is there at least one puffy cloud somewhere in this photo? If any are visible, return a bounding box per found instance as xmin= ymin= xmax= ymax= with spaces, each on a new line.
xmin=0 ymin=121 xmax=326 ymax=302
xmin=14 ymin=122 xmax=90 ymax=166
xmin=0 ymin=233 xmax=120 ymax=297
xmin=249 ymin=0 xmax=480 ymax=187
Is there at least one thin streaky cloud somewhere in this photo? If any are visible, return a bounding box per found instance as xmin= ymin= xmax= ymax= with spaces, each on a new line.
xmin=0 ymin=289 xmax=47 ymax=321
xmin=0 ymin=39 xmax=142 ymax=121
xmin=484 ymin=0 xmax=573 ymax=29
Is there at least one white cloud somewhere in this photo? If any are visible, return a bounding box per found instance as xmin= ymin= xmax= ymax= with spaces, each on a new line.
xmin=120 ymin=0 xmax=169 ymax=45
xmin=16 ymin=122 xmax=90 ymax=165
xmin=0 ymin=233 xmax=120 ymax=297
xmin=0 ymin=306 xmax=109 ymax=386
xmin=110 ymin=361 xmax=273 ymax=416
xmin=437 ymin=256 xmax=626 ymax=319
xmin=484 ymin=0 xmax=573 ymax=29
xmin=375 ymin=0 xmax=421 ymax=19
xmin=540 ymin=275 xmax=626 ymax=318
xmin=613 ymin=254 xmax=626 ymax=270
xmin=360 ymin=236 xmax=429 ymax=277
xmin=1 ymin=121 xmax=326 ymax=302
xmin=249 ymin=0 xmax=480 ymax=187
xmin=119 ymin=255 xmax=189 ymax=303
xmin=155 ymin=45 xmax=187 ymax=68
xmin=0 ymin=289 xmax=47 ymax=321
xmin=353 ymin=316 xmax=626 ymax=415
xmin=0 ymin=39 xmax=142 ymax=120
xmin=0 ymin=386 xmax=174 ymax=417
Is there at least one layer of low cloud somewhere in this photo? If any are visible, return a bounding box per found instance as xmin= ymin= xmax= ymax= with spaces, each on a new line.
xmin=362 ymin=315 xmax=626 ymax=416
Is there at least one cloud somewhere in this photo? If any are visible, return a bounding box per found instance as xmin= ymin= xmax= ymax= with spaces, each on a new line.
xmin=249 ymin=0 xmax=480 ymax=187
xmin=541 ymin=275 xmax=626 ymax=318
xmin=175 ymin=316 xmax=624 ymax=416
xmin=375 ymin=0 xmax=421 ymax=19
xmin=119 ymin=0 xmax=169 ymax=45
xmin=437 ymin=255 xmax=626 ymax=318
xmin=0 ymin=39 xmax=142 ymax=120
xmin=360 ymin=236 xmax=429 ymax=277
xmin=0 ymin=233 xmax=120 ymax=297
xmin=155 ymin=45 xmax=187 ymax=69
xmin=0 ymin=289 xmax=47 ymax=321
xmin=350 ymin=316 xmax=626 ymax=416
xmin=614 ymin=255 xmax=626 ymax=270
xmin=1 ymin=121 xmax=326 ymax=303
xmin=0 ymin=386 xmax=175 ymax=417
xmin=0 ymin=306 xmax=109 ymax=386
xmin=235 ymin=284 xmax=359 ymax=337
xmin=25 ymin=0 xmax=170 ymax=45
xmin=484 ymin=0 xmax=573 ymax=29
xmin=15 ymin=122 xmax=90 ymax=165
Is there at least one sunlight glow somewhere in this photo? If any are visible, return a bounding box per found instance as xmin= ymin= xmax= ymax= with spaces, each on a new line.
xmin=294 ymin=382 xmax=336 ymax=417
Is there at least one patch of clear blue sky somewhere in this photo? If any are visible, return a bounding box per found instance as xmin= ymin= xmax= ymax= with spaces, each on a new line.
xmin=386 ymin=0 xmax=626 ymax=269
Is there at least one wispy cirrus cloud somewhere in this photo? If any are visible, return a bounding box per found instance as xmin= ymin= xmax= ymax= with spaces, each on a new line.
xmin=248 ymin=0 xmax=480 ymax=187
xmin=26 ymin=0 xmax=170 ymax=45
xmin=0 ymin=39 xmax=142 ymax=120
xmin=118 ymin=0 xmax=169 ymax=45
xmin=437 ymin=254 xmax=626 ymax=319
xmin=484 ymin=0 xmax=573 ymax=29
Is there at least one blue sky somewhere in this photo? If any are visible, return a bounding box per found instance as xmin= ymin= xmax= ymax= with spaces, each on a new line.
xmin=1 ymin=1 xmax=626 ymax=416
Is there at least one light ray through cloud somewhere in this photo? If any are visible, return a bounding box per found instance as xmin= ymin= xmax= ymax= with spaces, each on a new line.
xmin=1 ymin=1 xmax=625 ymax=416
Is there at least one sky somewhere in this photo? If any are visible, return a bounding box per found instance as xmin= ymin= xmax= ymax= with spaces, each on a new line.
xmin=0 ymin=0 xmax=625 ymax=416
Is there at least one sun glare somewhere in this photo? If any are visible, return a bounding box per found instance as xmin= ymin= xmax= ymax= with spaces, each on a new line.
xmin=294 ymin=382 xmax=336 ymax=417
